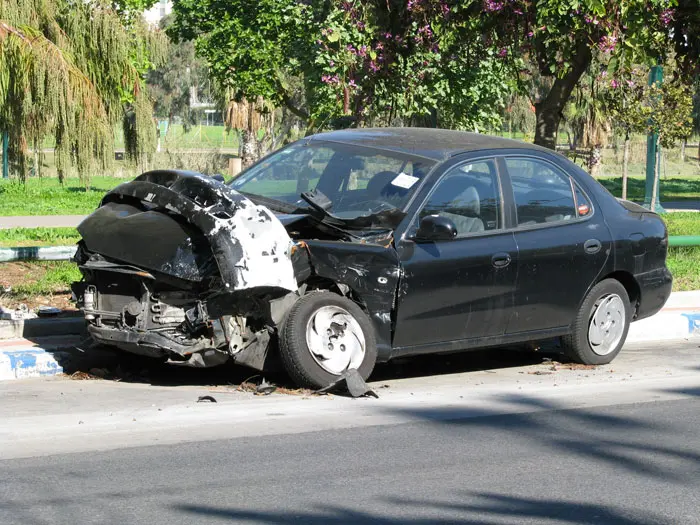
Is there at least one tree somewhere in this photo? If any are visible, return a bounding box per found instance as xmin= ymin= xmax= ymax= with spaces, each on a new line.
xmin=484 ymin=0 xmax=695 ymax=149
xmin=0 ymin=0 xmax=166 ymax=183
xmin=146 ymin=15 xmax=213 ymax=132
xmin=604 ymin=67 xmax=650 ymax=198
xmin=169 ymin=0 xmax=514 ymax=141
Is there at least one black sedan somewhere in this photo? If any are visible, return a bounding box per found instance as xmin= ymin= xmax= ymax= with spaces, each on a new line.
xmin=72 ymin=128 xmax=672 ymax=388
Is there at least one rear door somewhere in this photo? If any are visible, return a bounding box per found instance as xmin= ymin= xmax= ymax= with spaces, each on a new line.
xmin=393 ymin=158 xmax=518 ymax=350
xmin=501 ymin=155 xmax=612 ymax=334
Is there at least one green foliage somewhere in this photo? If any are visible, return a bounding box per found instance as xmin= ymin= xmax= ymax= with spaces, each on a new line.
xmin=169 ymin=0 xmax=515 ymax=132
xmin=146 ymin=15 xmax=213 ymax=130
xmin=0 ymin=0 xmax=166 ymax=185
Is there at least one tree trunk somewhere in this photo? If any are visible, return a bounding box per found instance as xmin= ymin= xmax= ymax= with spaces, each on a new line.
xmin=241 ymin=130 xmax=257 ymax=167
xmin=680 ymin=139 xmax=686 ymax=163
xmin=588 ymin=144 xmax=602 ymax=178
xmin=622 ymin=135 xmax=630 ymax=200
xmin=534 ymin=43 xmax=592 ymax=150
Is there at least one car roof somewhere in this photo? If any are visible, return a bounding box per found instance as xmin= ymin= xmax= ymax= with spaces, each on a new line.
xmin=306 ymin=127 xmax=549 ymax=161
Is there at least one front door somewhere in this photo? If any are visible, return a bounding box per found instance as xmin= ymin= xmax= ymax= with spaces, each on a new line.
xmin=502 ymin=156 xmax=612 ymax=334
xmin=393 ymin=158 xmax=518 ymax=350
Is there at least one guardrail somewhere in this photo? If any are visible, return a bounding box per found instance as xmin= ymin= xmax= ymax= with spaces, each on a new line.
xmin=0 ymin=237 xmax=699 ymax=263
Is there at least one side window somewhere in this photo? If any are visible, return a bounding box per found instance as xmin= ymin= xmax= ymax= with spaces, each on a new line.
xmin=505 ymin=158 xmax=577 ymax=225
xmin=419 ymin=160 xmax=501 ymax=237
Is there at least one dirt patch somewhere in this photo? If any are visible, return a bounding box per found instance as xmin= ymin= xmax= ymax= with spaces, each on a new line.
xmin=0 ymin=261 xmax=77 ymax=311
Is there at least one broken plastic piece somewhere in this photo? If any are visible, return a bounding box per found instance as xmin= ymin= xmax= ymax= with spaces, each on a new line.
xmin=316 ymin=369 xmax=378 ymax=398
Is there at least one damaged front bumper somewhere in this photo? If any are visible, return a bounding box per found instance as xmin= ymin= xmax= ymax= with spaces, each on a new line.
xmin=72 ymin=170 xmax=304 ymax=369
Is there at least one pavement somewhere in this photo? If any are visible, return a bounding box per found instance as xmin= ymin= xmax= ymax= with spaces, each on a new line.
xmin=0 ymin=200 xmax=698 ymax=229
xmin=1 ymin=339 xmax=700 ymax=524
xmin=0 ymin=215 xmax=87 ymax=229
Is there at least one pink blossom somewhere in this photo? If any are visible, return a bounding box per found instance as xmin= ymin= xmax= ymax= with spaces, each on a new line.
xmin=610 ymin=79 xmax=619 ymax=88
xmin=660 ymin=8 xmax=674 ymax=26
xmin=498 ymin=47 xmax=507 ymax=57
xmin=484 ymin=0 xmax=504 ymax=12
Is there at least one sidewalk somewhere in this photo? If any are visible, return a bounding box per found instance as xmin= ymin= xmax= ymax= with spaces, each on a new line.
xmin=0 ymin=215 xmax=87 ymax=229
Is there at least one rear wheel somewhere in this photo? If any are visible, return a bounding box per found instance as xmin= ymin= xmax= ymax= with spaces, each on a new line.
xmin=278 ymin=291 xmax=377 ymax=389
xmin=562 ymin=279 xmax=631 ymax=365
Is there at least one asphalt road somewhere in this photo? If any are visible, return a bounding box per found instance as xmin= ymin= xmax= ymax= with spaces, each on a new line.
xmin=1 ymin=398 xmax=699 ymax=525
xmin=2 ymin=339 xmax=700 ymax=524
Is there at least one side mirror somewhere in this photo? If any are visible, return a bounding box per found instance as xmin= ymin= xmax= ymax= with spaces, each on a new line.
xmin=211 ymin=174 xmax=226 ymax=183
xmin=415 ymin=215 xmax=457 ymax=242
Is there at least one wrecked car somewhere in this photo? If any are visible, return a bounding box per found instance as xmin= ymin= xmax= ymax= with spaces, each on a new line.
xmin=72 ymin=128 xmax=672 ymax=388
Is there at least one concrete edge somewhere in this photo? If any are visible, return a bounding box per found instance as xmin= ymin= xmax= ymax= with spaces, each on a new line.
xmin=0 ymin=316 xmax=85 ymax=340
xmin=1 ymin=306 xmax=698 ymax=381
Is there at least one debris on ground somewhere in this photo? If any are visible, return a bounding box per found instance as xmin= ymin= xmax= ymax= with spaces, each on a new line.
xmin=255 ymin=379 xmax=277 ymax=396
xmin=316 ymin=369 xmax=379 ymax=398
xmin=0 ymin=304 xmax=38 ymax=321
xmin=65 ymin=371 xmax=103 ymax=380
xmin=196 ymin=395 xmax=217 ymax=403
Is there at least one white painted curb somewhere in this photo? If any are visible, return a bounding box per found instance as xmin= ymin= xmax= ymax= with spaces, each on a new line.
xmin=627 ymin=291 xmax=700 ymax=343
xmin=0 ymin=346 xmax=63 ymax=380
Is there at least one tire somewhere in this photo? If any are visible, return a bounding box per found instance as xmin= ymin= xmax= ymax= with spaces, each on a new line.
xmin=562 ymin=278 xmax=631 ymax=365
xmin=278 ymin=291 xmax=378 ymax=389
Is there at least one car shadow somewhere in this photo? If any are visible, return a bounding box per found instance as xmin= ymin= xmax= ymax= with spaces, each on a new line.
xmin=51 ymin=338 xmax=566 ymax=390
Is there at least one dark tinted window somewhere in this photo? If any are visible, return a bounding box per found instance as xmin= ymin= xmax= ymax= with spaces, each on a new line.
xmin=419 ymin=160 xmax=501 ymax=237
xmin=506 ymin=158 xmax=576 ymax=225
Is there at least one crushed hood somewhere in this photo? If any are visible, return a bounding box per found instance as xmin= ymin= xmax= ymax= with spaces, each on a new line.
xmin=77 ymin=170 xmax=297 ymax=292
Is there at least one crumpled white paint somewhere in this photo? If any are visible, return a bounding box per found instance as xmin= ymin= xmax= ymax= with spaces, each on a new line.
xmin=209 ymin=198 xmax=297 ymax=292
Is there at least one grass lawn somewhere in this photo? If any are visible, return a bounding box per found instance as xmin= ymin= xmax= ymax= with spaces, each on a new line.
xmin=0 ymin=227 xmax=80 ymax=247
xmin=598 ymin=176 xmax=700 ymax=201
xmin=0 ymin=176 xmax=124 ymax=216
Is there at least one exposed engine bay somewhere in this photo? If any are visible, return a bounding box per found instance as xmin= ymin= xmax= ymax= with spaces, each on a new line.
xmin=72 ymin=170 xmax=403 ymax=371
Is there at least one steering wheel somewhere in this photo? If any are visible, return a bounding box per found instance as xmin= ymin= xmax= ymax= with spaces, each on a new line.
xmin=344 ymin=199 xmax=397 ymax=214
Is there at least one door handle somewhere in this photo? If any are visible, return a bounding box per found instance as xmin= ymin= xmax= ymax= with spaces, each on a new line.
xmin=584 ymin=239 xmax=602 ymax=254
xmin=491 ymin=252 xmax=512 ymax=268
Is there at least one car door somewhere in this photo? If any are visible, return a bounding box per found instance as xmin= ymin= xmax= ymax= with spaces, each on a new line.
xmin=502 ymin=155 xmax=612 ymax=334
xmin=392 ymin=158 xmax=518 ymax=351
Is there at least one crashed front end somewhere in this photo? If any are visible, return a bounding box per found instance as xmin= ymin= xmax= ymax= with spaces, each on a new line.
xmin=72 ymin=170 xmax=303 ymax=369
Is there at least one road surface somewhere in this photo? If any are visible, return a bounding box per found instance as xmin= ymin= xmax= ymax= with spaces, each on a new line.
xmin=1 ymin=340 xmax=699 ymax=524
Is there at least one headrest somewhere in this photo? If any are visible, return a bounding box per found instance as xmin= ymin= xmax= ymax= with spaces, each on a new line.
xmin=452 ymin=186 xmax=480 ymax=216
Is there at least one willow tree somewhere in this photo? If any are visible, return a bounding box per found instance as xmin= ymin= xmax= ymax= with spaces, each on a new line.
xmin=0 ymin=0 xmax=166 ymax=184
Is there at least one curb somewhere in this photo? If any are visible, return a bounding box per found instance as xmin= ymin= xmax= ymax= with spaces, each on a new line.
xmin=0 ymin=316 xmax=85 ymax=340
xmin=0 ymin=336 xmax=76 ymax=380
xmin=0 ymin=294 xmax=698 ymax=381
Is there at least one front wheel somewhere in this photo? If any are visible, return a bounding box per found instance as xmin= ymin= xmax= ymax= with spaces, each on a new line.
xmin=562 ymin=279 xmax=631 ymax=365
xmin=278 ymin=291 xmax=378 ymax=389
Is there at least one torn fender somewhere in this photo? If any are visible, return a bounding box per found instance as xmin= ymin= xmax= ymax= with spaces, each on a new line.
xmin=79 ymin=170 xmax=297 ymax=293
xmin=303 ymin=240 xmax=401 ymax=361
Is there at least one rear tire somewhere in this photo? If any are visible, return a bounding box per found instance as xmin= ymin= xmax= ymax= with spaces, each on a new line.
xmin=562 ymin=279 xmax=631 ymax=365
xmin=278 ymin=291 xmax=377 ymax=389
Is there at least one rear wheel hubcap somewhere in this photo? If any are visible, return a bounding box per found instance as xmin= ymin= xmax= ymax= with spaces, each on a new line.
xmin=588 ymin=294 xmax=625 ymax=356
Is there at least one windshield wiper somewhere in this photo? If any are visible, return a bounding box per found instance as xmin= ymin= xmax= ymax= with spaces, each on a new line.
xmin=300 ymin=189 xmax=406 ymax=231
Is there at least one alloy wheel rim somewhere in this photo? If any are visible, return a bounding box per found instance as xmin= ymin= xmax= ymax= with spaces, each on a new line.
xmin=305 ymin=305 xmax=366 ymax=375
xmin=588 ymin=294 xmax=625 ymax=356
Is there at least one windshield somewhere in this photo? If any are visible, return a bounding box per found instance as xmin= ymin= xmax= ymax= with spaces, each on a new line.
xmin=229 ymin=141 xmax=435 ymax=218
